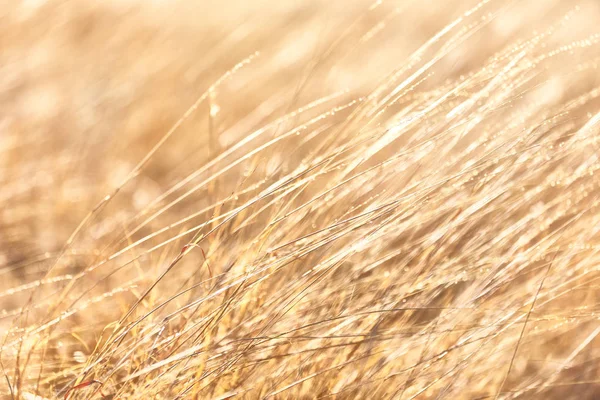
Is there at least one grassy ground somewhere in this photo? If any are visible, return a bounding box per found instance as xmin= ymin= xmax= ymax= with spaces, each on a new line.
xmin=2 ymin=0 xmax=600 ymax=398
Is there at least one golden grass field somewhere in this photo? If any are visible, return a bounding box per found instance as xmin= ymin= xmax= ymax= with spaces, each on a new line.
xmin=2 ymin=0 xmax=600 ymax=398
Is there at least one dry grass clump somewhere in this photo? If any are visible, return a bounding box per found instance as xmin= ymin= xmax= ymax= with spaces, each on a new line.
xmin=2 ymin=0 xmax=600 ymax=398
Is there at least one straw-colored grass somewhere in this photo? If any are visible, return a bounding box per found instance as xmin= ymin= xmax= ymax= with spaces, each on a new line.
xmin=2 ymin=0 xmax=600 ymax=398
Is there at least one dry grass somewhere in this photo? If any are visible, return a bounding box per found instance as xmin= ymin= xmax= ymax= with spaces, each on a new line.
xmin=2 ymin=0 xmax=600 ymax=398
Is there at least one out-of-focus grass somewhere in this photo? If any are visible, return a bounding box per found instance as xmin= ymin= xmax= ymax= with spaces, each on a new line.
xmin=2 ymin=0 xmax=600 ymax=398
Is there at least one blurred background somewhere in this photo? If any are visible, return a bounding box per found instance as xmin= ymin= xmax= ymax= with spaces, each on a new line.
xmin=2 ymin=0 xmax=598 ymax=271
